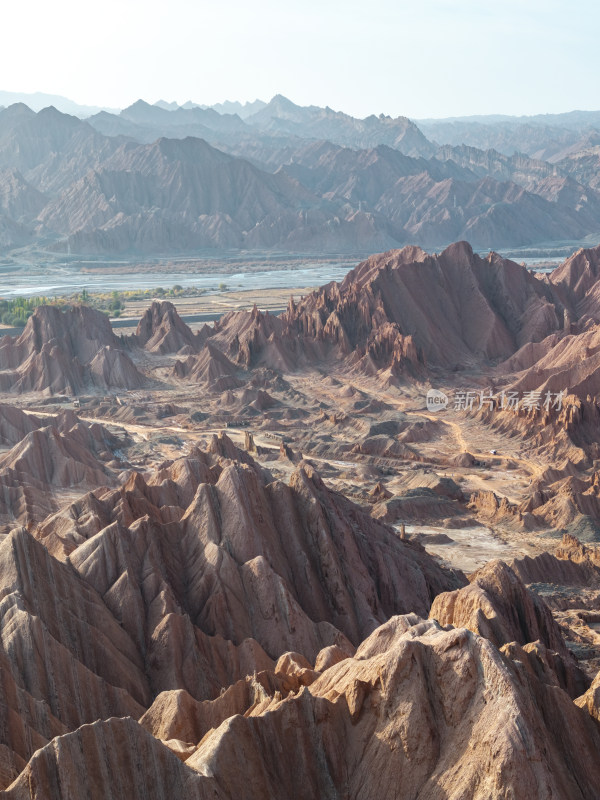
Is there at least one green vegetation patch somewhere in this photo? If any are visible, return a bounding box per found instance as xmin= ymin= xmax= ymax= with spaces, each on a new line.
xmin=0 ymin=285 xmax=208 ymax=326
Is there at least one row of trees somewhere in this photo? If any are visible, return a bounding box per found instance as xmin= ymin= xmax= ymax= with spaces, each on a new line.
xmin=0 ymin=290 xmax=127 ymax=326
xmin=0 ymin=297 xmax=53 ymax=326
xmin=0 ymin=283 xmax=219 ymax=326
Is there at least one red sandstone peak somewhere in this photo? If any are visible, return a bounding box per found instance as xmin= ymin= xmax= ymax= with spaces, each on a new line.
xmin=211 ymin=242 xmax=570 ymax=374
xmin=550 ymin=243 xmax=600 ymax=310
xmin=429 ymin=559 xmax=587 ymax=696
xmin=186 ymin=615 xmax=600 ymax=800
xmin=0 ymin=304 xmax=145 ymax=393
xmin=136 ymin=300 xmax=200 ymax=354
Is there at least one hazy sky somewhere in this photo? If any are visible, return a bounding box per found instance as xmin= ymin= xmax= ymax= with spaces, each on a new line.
xmin=4 ymin=0 xmax=598 ymax=118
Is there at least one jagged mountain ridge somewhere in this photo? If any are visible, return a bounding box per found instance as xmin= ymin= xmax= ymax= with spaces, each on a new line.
xmin=245 ymin=94 xmax=435 ymax=157
xmin=417 ymin=109 xmax=600 ymax=161
xmin=0 ymin=398 xmax=596 ymax=797
xmin=37 ymin=136 xmax=348 ymax=253
xmin=0 ymin=304 xmax=145 ymax=393
xmin=208 ymin=242 xmax=568 ymax=374
xmin=1 ymin=242 xmax=600 ymax=794
xmin=0 ymin=100 xmax=598 ymax=252
xmin=4 ymin=242 xmax=600 ymax=399
xmin=0 ymin=427 xmax=465 ymax=791
xmin=194 ymin=242 xmax=600 ymax=392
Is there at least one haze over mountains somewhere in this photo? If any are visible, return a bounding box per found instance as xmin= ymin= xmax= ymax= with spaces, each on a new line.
xmin=0 ymin=93 xmax=599 ymax=255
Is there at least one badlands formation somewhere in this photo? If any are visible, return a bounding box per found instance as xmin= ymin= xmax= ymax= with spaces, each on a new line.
xmin=2 ymin=243 xmax=600 ymax=796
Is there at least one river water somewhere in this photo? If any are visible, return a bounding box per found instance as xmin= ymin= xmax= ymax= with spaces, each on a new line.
xmin=0 ymin=263 xmax=357 ymax=298
xmin=0 ymin=241 xmax=589 ymax=298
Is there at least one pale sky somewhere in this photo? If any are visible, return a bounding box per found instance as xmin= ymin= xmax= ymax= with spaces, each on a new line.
xmin=3 ymin=0 xmax=598 ymax=118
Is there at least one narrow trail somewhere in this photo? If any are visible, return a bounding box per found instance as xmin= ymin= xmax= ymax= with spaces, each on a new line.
xmin=409 ymin=409 xmax=545 ymax=478
xmin=28 ymin=409 xmax=286 ymax=453
xmin=351 ymin=378 xmax=547 ymax=481
xmin=26 ymin=381 xmax=546 ymax=484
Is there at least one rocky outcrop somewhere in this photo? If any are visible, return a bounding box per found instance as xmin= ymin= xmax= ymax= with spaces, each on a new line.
xmin=517 ymin=471 xmax=600 ymax=532
xmin=509 ymin=325 xmax=600 ymax=397
xmin=512 ymin=546 xmax=600 ymax=588
xmin=136 ymin=300 xmax=201 ymax=353
xmin=89 ymin=345 xmax=146 ymax=388
xmin=212 ymin=304 xmax=290 ymax=369
xmin=372 ymin=490 xmax=465 ymax=525
xmin=469 ymin=488 xmax=528 ymax=525
xmin=550 ymin=244 xmax=600 ymax=315
xmin=174 ymin=343 xmax=242 ymax=390
xmin=0 ymin=413 xmax=122 ymax=531
xmin=372 ymin=469 xmax=466 ymax=524
xmin=576 ymin=668 xmax=600 ymax=722
xmin=429 ymin=559 xmax=586 ymax=696
xmin=430 ymin=560 xmax=566 ymax=651
xmin=0 ymin=425 xmax=111 ymax=487
xmin=556 ymin=532 xmax=600 ymax=567
xmin=26 ymin=441 xmax=462 ymax=706
xmin=139 ymin=672 xmax=289 ymax=746
xmin=203 ymin=242 xmax=600 ymax=399
xmin=0 ymin=434 xmax=468 ymax=791
xmin=8 ymin=304 xmax=119 ymax=360
xmin=2 ymin=717 xmax=214 ymax=800
xmin=58 ymin=450 xmax=463 ymax=668
xmin=210 ymin=242 xmax=569 ymax=375
xmin=0 ymin=404 xmax=41 ymax=445
xmin=1 ymin=392 xmax=600 ymax=796
xmin=0 ymin=305 xmax=145 ymax=393
xmin=7 ymin=614 xmax=600 ymax=799
xmin=0 ymin=528 xmax=148 ymax=785
xmin=187 ymin=616 xmax=600 ymax=800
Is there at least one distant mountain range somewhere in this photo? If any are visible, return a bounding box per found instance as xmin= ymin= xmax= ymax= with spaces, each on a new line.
xmin=0 ymin=90 xmax=119 ymax=117
xmin=416 ymin=110 xmax=600 ymax=162
xmin=0 ymin=93 xmax=598 ymax=255
xmin=4 ymin=90 xmax=600 ymax=159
